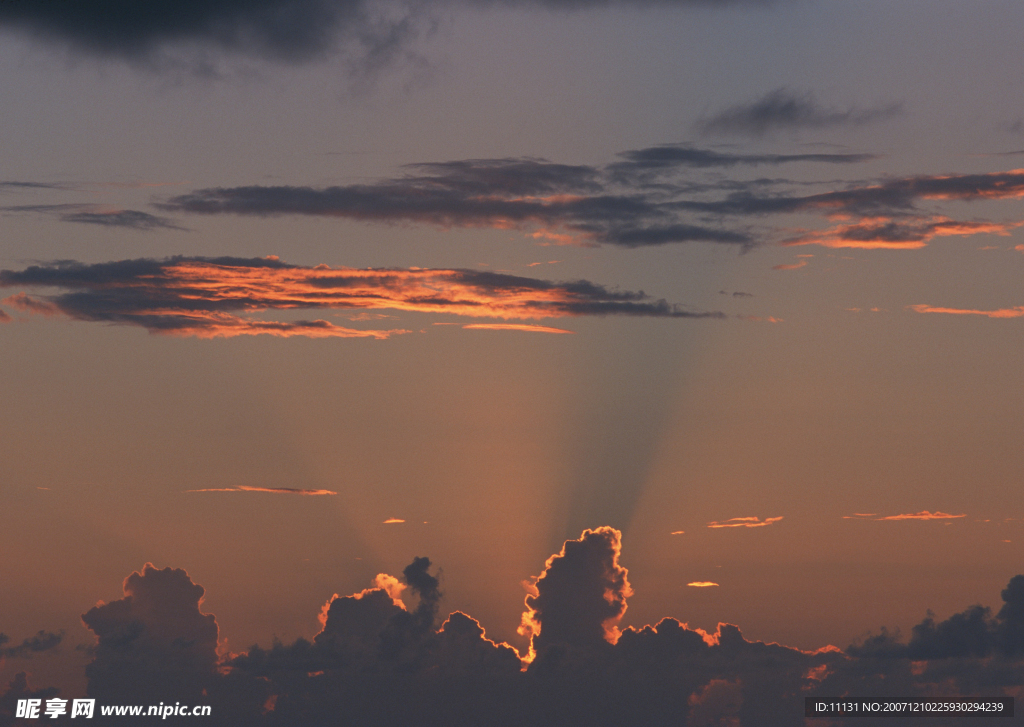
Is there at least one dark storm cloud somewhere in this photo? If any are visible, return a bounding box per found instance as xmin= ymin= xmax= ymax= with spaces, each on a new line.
xmin=0 ymin=256 xmax=722 ymax=338
xmin=2 ymin=203 xmax=184 ymax=230
xmin=696 ymin=88 xmax=903 ymax=137
xmin=0 ymin=631 xmax=62 ymax=658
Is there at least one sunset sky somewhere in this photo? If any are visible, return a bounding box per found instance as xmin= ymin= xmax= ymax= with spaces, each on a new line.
xmin=2 ymin=1 xmax=1024 ymax=722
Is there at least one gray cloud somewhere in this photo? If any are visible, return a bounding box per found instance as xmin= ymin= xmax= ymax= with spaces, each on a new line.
xmin=0 ymin=0 xmax=775 ymax=69
xmin=696 ymin=88 xmax=902 ymax=137
xmin=0 ymin=631 xmax=63 ymax=658
xmin=3 ymin=204 xmax=184 ymax=231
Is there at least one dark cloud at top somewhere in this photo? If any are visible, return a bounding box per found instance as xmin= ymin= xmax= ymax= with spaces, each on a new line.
xmin=696 ymin=88 xmax=903 ymax=137
xmin=10 ymin=530 xmax=1024 ymax=725
xmin=0 ymin=630 xmax=63 ymax=658
xmin=0 ymin=0 xmax=773 ymax=67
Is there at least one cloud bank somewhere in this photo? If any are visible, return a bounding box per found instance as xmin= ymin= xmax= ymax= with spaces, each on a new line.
xmin=160 ymin=147 xmax=1024 ymax=251
xmin=0 ymin=255 xmax=721 ymax=338
xmin=6 ymin=528 xmax=1022 ymax=726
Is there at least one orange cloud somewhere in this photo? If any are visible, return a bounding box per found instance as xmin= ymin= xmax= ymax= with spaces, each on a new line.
xmin=876 ymin=511 xmax=966 ymax=521
xmin=185 ymin=486 xmax=337 ymax=495
xmin=784 ymin=217 xmax=1017 ymax=250
xmin=382 ymin=518 xmax=406 ymax=524
xmin=707 ymin=516 xmax=783 ymax=528
xmin=670 ymin=530 xmax=685 ymax=535
xmin=462 ymin=323 xmax=574 ymax=334
xmin=687 ymin=582 xmax=719 ymax=588
xmin=772 ymin=260 xmax=807 ymax=270
xmin=908 ymin=304 xmax=1024 ymax=319
xmin=845 ymin=511 xmax=966 ymax=521
xmin=0 ymin=256 xmax=719 ymax=339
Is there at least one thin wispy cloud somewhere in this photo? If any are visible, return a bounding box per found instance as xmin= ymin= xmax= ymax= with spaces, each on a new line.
xmin=0 ymin=256 xmax=723 ymax=339
xmin=462 ymin=323 xmax=574 ymax=334
xmin=186 ymin=485 xmax=337 ymax=495
xmin=695 ymin=88 xmax=902 ymax=137
xmin=844 ymin=511 xmax=966 ymax=521
xmin=686 ymin=581 xmax=719 ymax=587
xmin=909 ymin=304 xmax=1024 ymax=319
xmin=707 ymin=516 xmax=783 ymax=528
xmin=3 ymin=203 xmax=184 ymax=231
xmin=382 ymin=518 xmax=406 ymax=524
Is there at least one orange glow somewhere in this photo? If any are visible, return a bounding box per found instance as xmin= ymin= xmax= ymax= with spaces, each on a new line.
xmin=686 ymin=581 xmax=719 ymax=587
xmin=2 ymin=257 xmax=697 ymax=338
xmin=783 ymin=217 xmax=1016 ymax=249
xmin=185 ymin=486 xmax=337 ymax=495
xmin=382 ymin=518 xmax=406 ymax=524
xmin=908 ymin=304 xmax=1024 ymax=318
xmin=772 ymin=260 xmax=807 ymax=270
xmin=707 ymin=516 xmax=783 ymax=528
xmin=2 ymin=293 xmax=61 ymax=316
xmin=670 ymin=530 xmax=685 ymax=535
xmin=876 ymin=511 xmax=966 ymax=521
xmin=462 ymin=323 xmax=574 ymax=334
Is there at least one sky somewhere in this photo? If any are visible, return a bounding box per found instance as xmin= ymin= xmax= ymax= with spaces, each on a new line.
xmin=2 ymin=1 xmax=1024 ymax=724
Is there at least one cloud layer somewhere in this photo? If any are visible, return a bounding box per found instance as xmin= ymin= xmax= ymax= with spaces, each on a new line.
xmin=6 ymin=528 xmax=1018 ymax=726
xmin=0 ymin=255 xmax=720 ymax=338
xmin=160 ymin=147 xmax=1024 ymax=251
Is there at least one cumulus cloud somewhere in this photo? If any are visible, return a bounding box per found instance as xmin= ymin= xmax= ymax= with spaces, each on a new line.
xmin=0 ymin=673 xmax=60 ymax=727
xmin=186 ymin=485 xmax=337 ymax=495
xmin=0 ymin=255 xmax=722 ymax=338
xmin=80 ymin=564 xmax=220 ymax=705
xmin=18 ymin=530 xmax=1024 ymax=726
xmin=159 ymin=148 xmax=1024 ymax=252
xmin=696 ymin=88 xmax=902 ymax=137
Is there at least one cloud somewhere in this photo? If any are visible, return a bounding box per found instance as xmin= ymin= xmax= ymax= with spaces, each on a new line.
xmin=186 ymin=485 xmax=337 ymax=495
xmin=909 ymin=304 xmax=1024 ymax=319
xmin=0 ymin=310 xmax=10 ymax=324
xmin=771 ymin=260 xmax=806 ymax=271
xmin=160 ymin=149 xmax=1024 ymax=253
xmin=80 ymin=563 xmax=220 ymax=705
xmin=518 ymin=527 xmax=633 ymax=662
xmin=2 ymin=204 xmax=184 ymax=230
xmin=875 ymin=511 xmax=966 ymax=521
xmin=0 ymin=256 xmax=722 ymax=339
xmin=462 ymin=323 xmax=574 ymax=334
xmin=21 ymin=530 xmax=1024 ymax=726
xmin=696 ymin=88 xmax=902 ymax=137
xmin=0 ymin=631 xmax=63 ymax=658
xmin=383 ymin=518 xmax=406 ymax=523
xmin=0 ymin=673 xmax=60 ymax=727
xmin=687 ymin=582 xmax=719 ymax=588
xmin=707 ymin=516 xmax=783 ymax=528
